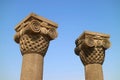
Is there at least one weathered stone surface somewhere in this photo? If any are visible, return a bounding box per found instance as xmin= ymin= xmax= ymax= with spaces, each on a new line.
xmin=14 ymin=13 xmax=58 ymax=80
xmin=75 ymin=31 xmax=110 ymax=65
xmin=14 ymin=13 xmax=58 ymax=56
xmin=74 ymin=31 xmax=110 ymax=80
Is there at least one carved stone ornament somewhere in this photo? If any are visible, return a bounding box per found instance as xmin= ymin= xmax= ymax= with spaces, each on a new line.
xmin=75 ymin=31 xmax=110 ymax=65
xmin=14 ymin=13 xmax=58 ymax=56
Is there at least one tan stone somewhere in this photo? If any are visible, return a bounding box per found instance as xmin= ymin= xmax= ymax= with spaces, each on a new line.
xmin=74 ymin=31 xmax=110 ymax=80
xmin=14 ymin=13 xmax=58 ymax=80
xmin=85 ymin=64 xmax=103 ymax=80
xmin=20 ymin=53 xmax=43 ymax=80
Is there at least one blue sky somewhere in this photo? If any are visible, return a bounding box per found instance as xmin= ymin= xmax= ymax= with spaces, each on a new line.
xmin=0 ymin=0 xmax=120 ymax=80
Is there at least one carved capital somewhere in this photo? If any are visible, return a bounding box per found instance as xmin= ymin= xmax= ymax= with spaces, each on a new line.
xmin=75 ymin=31 xmax=110 ymax=65
xmin=14 ymin=13 xmax=58 ymax=56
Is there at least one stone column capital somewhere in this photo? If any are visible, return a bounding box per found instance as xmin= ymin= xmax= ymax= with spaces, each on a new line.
xmin=75 ymin=31 xmax=110 ymax=65
xmin=14 ymin=13 xmax=58 ymax=56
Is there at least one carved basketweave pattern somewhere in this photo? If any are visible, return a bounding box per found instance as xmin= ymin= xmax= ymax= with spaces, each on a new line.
xmin=80 ymin=47 xmax=105 ymax=65
xmin=20 ymin=34 xmax=49 ymax=56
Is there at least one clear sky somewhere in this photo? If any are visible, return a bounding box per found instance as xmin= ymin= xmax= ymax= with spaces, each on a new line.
xmin=0 ymin=0 xmax=120 ymax=80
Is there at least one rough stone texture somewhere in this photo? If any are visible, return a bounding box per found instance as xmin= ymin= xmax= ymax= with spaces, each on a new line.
xmin=75 ymin=31 xmax=110 ymax=65
xmin=19 ymin=34 xmax=49 ymax=56
xmin=14 ymin=13 xmax=58 ymax=80
xmin=74 ymin=31 xmax=110 ymax=80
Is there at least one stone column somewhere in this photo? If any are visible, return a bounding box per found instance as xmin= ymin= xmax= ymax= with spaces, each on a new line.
xmin=75 ymin=31 xmax=110 ymax=80
xmin=14 ymin=13 xmax=58 ymax=80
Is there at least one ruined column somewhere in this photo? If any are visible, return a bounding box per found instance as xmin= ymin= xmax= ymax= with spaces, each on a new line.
xmin=75 ymin=31 xmax=110 ymax=80
xmin=14 ymin=13 xmax=58 ymax=80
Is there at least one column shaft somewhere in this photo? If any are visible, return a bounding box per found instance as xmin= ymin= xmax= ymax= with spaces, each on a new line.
xmin=20 ymin=53 xmax=43 ymax=80
xmin=85 ymin=64 xmax=103 ymax=80
xmin=14 ymin=13 xmax=58 ymax=80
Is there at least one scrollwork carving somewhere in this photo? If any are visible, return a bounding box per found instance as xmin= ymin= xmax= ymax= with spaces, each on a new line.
xmin=103 ymin=39 xmax=111 ymax=49
xmin=14 ymin=19 xmax=58 ymax=43
xmin=74 ymin=31 xmax=110 ymax=66
xmin=14 ymin=13 xmax=58 ymax=56
xmin=84 ymin=37 xmax=94 ymax=47
xmin=29 ymin=20 xmax=41 ymax=33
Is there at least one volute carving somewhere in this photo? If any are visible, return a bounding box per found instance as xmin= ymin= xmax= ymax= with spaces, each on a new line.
xmin=14 ymin=13 xmax=58 ymax=56
xmin=75 ymin=31 xmax=110 ymax=65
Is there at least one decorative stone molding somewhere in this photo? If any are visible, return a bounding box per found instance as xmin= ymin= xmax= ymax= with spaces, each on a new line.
xmin=75 ymin=31 xmax=110 ymax=65
xmin=14 ymin=13 xmax=58 ymax=56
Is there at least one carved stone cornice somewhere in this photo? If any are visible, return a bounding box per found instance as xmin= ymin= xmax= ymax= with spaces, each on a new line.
xmin=14 ymin=13 xmax=58 ymax=56
xmin=75 ymin=31 xmax=110 ymax=65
